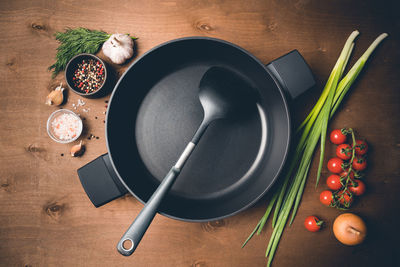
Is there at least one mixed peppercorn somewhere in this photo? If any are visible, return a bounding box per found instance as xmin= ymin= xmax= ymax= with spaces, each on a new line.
xmin=72 ymin=59 xmax=105 ymax=94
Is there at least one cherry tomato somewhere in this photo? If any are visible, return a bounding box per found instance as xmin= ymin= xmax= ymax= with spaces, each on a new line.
xmin=326 ymin=174 xmax=342 ymax=190
xmin=304 ymin=216 xmax=324 ymax=232
xmin=337 ymin=190 xmax=353 ymax=206
xmin=327 ymin=158 xmax=344 ymax=173
xmin=336 ymin=144 xmax=352 ymax=160
xmin=355 ymin=140 xmax=368 ymax=156
xmin=320 ymin=190 xmax=333 ymax=206
xmin=340 ymin=170 xmax=355 ymax=180
xmin=330 ymin=129 xmax=347 ymax=145
xmin=352 ymin=157 xmax=367 ymax=171
xmin=349 ymin=180 xmax=366 ymax=196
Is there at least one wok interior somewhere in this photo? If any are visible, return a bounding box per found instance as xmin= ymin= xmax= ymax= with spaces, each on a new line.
xmin=107 ymin=39 xmax=290 ymax=221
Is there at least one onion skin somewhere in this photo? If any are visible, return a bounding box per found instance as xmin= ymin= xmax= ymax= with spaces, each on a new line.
xmin=333 ymin=213 xmax=367 ymax=245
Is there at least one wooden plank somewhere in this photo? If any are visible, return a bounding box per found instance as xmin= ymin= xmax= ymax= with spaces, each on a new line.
xmin=0 ymin=0 xmax=399 ymax=266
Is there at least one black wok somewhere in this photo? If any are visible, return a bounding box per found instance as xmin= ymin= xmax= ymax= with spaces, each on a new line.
xmin=77 ymin=36 xmax=314 ymax=253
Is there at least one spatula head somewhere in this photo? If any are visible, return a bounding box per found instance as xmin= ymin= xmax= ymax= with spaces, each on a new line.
xmin=199 ymin=66 xmax=256 ymax=122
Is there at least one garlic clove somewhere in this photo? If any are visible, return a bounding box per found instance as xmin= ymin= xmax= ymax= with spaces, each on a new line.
xmin=46 ymin=82 xmax=65 ymax=106
xmin=70 ymin=140 xmax=85 ymax=157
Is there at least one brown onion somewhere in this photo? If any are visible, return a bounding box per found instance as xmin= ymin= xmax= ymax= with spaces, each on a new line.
xmin=333 ymin=213 xmax=367 ymax=245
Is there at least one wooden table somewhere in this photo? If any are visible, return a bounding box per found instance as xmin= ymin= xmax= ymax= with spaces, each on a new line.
xmin=1 ymin=0 xmax=399 ymax=266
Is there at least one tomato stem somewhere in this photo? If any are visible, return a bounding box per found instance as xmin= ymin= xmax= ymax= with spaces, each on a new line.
xmin=332 ymin=128 xmax=356 ymax=208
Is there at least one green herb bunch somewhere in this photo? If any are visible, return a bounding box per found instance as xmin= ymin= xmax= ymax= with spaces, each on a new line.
xmin=48 ymin=27 xmax=137 ymax=77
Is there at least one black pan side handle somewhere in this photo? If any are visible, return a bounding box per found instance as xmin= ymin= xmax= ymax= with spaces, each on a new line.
xmin=77 ymin=154 xmax=128 ymax=207
xmin=266 ymin=50 xmax=315 ymax=100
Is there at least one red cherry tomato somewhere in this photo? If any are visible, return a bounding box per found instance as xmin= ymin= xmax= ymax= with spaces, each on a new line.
xmin=337 ymin=190 xmax=353 ymax=206
xmin=349 ymin=180 xmax=366 ymax=196
xmin=320 ymin=190 xmax=333 ymax=206
xmin=352 ymin=157 xmax=367 ymax=171
xmin=304 ymin=216 xmax=324 ymax=232
xmin=327 ymin=158 xmax=344 ymax=173
xmin=340 ymin=170 xmax=355 ymax=180
xmin=326 ymin=174 xmax=342 ymax=190
xmin=355 ymin=140 xmax=368 ymax=156
xmin=336 ymin=144 xmax=352 ymax=160
xmin=330 ymin=129 xmax=347 ymax=145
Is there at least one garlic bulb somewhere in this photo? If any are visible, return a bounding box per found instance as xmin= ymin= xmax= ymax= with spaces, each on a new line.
xmin=46 ymin=82 xmax=65 ymax=106
xmin=102 ymin=34 xmax=134 ymax=64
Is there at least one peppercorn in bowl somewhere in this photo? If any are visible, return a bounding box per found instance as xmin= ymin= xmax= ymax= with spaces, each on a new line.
xmin=65 ymin=53 xmax=111 ymax=98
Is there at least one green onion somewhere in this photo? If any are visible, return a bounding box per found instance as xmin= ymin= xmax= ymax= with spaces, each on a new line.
xmin=242 ymin=31 xmax=387 ymax=267
xmin=315 ymin=31 xmax=359 ymax=187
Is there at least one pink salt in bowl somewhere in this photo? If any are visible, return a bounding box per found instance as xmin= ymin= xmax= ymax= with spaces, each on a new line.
xmin=47 ymin=109 xmax=83 ymax=143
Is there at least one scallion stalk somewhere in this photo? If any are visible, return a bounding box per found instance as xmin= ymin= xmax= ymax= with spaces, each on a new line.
xmin=315 ymin=31 xmax=360 ymax=187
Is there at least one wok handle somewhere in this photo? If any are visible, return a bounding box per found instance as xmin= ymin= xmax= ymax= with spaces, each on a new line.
xmin=117 ymin=142 xmax=196 ymax=256
xmin=77 ymin=154 xmax=127 ymax=207
xmin=266 ymin=50 xmax=315 ymax=100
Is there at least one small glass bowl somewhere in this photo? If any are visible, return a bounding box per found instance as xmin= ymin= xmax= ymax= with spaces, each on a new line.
xmin=47 ymin=109 xmax=83 ymax=144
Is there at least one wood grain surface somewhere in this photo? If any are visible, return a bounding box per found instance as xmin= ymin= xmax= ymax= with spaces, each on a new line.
xmin=1 ymin=0 xmax=399 ymax=266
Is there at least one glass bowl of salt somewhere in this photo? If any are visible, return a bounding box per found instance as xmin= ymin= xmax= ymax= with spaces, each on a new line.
xmin=47 ymin=109 xmax=83 ymax=143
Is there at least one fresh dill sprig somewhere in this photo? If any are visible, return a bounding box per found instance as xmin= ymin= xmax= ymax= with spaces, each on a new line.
xmin=48 ymin=27 xmax=137 ymax=78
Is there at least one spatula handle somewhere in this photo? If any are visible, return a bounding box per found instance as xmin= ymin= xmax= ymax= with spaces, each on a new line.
xmin=117 ymin=142 xmax=196 ymax=256
xmin=117 ymin=166 xmax=179 ymax=255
